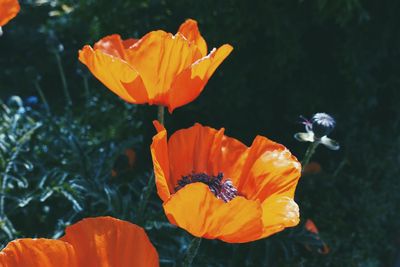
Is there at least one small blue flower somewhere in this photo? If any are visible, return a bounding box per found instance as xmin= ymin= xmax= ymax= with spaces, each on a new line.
xmin=294 ymin=113 xmax=340 ymax=150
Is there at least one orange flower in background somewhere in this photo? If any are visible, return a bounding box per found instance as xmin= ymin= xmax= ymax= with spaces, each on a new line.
xmin=304 ymin=219 xmax=330 ymax=254
xmin=0 ymin=0 xmax=20 ymax=27
xmin=302 ymin=161 xmax=322 ymax=175
xmin=79 ymin=19 xmax=233 ymax=112
xmin=0 ymin=216 xmax=159 ymax=267
xmin=150 ymin=121 xmax=301 ymax=243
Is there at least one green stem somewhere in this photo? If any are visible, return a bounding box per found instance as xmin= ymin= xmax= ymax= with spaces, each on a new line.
xmin=182 ymin=237 xmax=202 ymax=267
xmin=34 ymin=81 xmax=50 ymax=115
xmin=137 ymin=106 xmax=165 ymax=223
xmin=54 ymin=52 xmax=72 ymax=106
xmin=301 ymin=141 xmax=319 ymax=169
xmin=83 ymin=76 xmax=90 ymax=104
xmin=158 ymin=105 xmax=165 ymax=125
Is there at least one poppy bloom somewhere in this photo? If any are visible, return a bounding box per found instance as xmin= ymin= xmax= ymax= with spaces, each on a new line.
xmin=112 ymin=148 xmax=137 ymax=177
xmin=304 ymin=219 xmax=330 ymax=254
xmin=302 ymin=161 xmax=322 ymax=175
xmin=150 ymin=121 xmax=301 ymax=243
xmin=0 ymin=216 xmax=159 ymax=267
xmin=79 ymin=19 xmax=233 ymax=113
xmin=0 ymin=0 xmax=20 ymax=32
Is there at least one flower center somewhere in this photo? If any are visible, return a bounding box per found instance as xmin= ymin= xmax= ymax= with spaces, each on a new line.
xmin=175 ymin=172 xmax=238 ymax=202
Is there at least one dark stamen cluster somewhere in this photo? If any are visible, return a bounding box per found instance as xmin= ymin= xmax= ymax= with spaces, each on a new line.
xmin=175 ymin=172 xmax=238 ymax=202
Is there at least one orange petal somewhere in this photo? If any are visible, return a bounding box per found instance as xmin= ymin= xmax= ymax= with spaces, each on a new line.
xmin=166 ymin=123 xmax=224 ymax=190
xmin=153 ymin=120 xmax=165 ymax=133
xmin=94 ymin=34 xmax=129 ymax=59
xmin=163 ymin=183 xmax=263 ymax=243
xmin=260 ymin=195 xmax=300 ymax=239
xmin=219 ymin=134 xmax=249 ymax=186
xmin=0 ymin=0 xmax=20 ymax=27
xmin=0 ymin=239 xmax=78 ymax=267
xmin=60 ymin=216 xmax=159 ymax=267
xmin=177 ymin=19 xmax=208 ymax=57
xmin=236 ymin=136 xmax=301 ymax=201
xmin=167 ymin=44 xmax=233 ymax=112
xmin=79 ymin=45 xmax=149 ymax=104
xmin=93 ymin=34 xmax=138 ymax=60
xmin=151 ymin=121 xmax=172 ymax=201
xmin=122 ymin=38 xmax=138 ymax=49
xmin=305 ymin=219 xmax=319 ymax=234
xmin=124 ymin=30 xmax=203 ymax=103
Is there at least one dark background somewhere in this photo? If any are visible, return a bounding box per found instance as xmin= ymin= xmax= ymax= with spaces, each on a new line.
xmin=1 ymin=0 xmax=399 ymax=266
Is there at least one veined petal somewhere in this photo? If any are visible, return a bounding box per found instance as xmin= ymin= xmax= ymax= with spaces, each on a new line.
xmin=219 ymin=135 xmax=249 ymax=185
xmin=0 ymin=239 xmax=78 ymax=267
xmin=79 ymin=46 xmax=148 ymax=103
xmin=163 ymin=183 xmax=263 ymax=243
xmin=151 ymin=120 xmax=172 ymax=201
xmin=93 ymin=34 xmax=137 ymax=59
xmin=60 ymin=216 xmax=159 ymax=267
xmin=177 ymin=19 xmax=208 ymax=57
xmin=0 ymin=0 xmax=20 ymax=27
xmin=167 ymin=123 xmax=224 ymax=191
xmin=125 ymin=30 xmax=203 ymax=102
xmin=236 ymin=136 xmax=301 ymax=202
xmin=260 ymin=195 xmax=300 ymax=239
xmin=167 ymin=44 xmax=233 ymax=112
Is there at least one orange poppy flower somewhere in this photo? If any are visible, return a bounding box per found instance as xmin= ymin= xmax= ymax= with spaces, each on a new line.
xmin=304 ymin=219 xmax=330 ymax=254
xmin=0 ymin=216 xmax=159 ymax=267
xmin=150 ymin=121 xmax=302 ymax=243
xmin=79 ymin=19 xmax=233 ymax=113
xmin=0 ymin=0 xmax=20 ymax=27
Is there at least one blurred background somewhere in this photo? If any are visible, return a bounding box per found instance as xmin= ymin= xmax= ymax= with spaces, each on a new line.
xmin=0 ymin=0 xmax=399 ymax=266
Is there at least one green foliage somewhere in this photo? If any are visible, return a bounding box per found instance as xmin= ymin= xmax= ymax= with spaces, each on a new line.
xmin=1 ymin=0 xmax=399 ymax=266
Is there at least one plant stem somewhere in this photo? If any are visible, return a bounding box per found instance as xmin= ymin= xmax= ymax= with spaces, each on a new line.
xmin=34 ymin=81 xmax=50 ymax=115
xmin=158 ymin=105 xmax=165 ymax=125
xmin=137 ymin=106 xmax=165 ymax=223
xmin=54 ymin=52 xmax=72 ymax=106
xmin=301 ymin=141 xmax=319 ymax=169
xmin=182 ymin=237 xmax=202 ymax=267
xmin=83 ymin=76 xmax=90 ymax=104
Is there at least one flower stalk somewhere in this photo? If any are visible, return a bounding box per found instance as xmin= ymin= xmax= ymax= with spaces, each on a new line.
xmin=158 ymin=105 xmax=165 ymax=126
xmin=182 ymin=237 xmax=202 ymax=267
xmin=54 ymin=52 xmax=72 ymax=107
xmin=34 ymin=80 xmax=50 ymax=115
xmin=137 ymin=105 xmax=165 ymax=223
xmin=301 ymin=141 xmax=319 ymax=168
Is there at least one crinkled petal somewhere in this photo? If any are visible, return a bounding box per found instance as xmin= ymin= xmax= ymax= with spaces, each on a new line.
xmin=125 ymin=30 xmax=203 ymax=103
xmin=163 ymin=183 xmax=263 ymax=243
xmin=167 ymin=123 xmax=224 ymax=191
xmin=177 ymin=19 xmax=208 ymax=57
xmin=60 ymin=216 xmax=159 ymax=267
xmin=0 ymin=239 xmax=78 ymax=267
xmin=236 ymin=136 xmax=301 ymax=201
xmin=219 ymin=135 xmax=249 ymax=185
xmin=151 ymin=120 xmax=172 ymax=201
xmin=0 ymin=0 xmax=20 ymax=27
xmin=93 ymin=34 xmax=137 ymax=59
xmin=167 ymin=44 xmax=233 ymax=112
xmin=260 ymin=195 xmax=300 ymax=239
xmin=79 ymin=45 xmax=148 ymax=103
